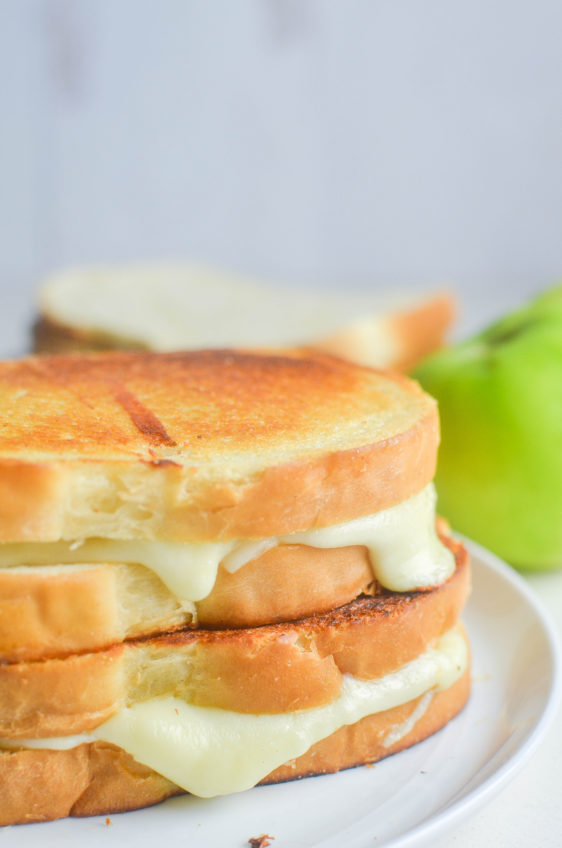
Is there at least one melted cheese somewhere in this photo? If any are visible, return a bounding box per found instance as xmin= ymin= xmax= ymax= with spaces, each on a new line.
xmin=2 ymin=628 xmax=467 ymax=797
xmin=381 ymin=689 xmax=434 ymax=748
xmin=286 ymin=483 xmax=452 ymax=592
xmin=0 ymin=538 xmax=232 ymax=602
xmin=0 ymin=484 xmax=453 ymax=601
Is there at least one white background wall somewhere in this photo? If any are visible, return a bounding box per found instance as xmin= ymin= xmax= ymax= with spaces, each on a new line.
xmin=1 ymin=0 xmax=562 ymax=352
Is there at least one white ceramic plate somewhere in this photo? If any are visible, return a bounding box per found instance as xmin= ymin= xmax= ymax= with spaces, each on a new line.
xmin=1 ymin=540 xmax=560 ymax=848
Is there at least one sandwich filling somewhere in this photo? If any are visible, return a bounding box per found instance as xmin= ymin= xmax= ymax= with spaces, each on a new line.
xmin=0 ymin=483 xmax=453 ymax=601
xmin=0 ymin=626 xmax=467 ymax=797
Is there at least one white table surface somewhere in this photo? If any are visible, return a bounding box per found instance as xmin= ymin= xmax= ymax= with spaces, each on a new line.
xmin=0 ymin=280 xmax=560 ymax=848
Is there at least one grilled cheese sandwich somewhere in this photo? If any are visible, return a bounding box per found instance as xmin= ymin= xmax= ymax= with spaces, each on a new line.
xmin=0 ymin=349 xmax=471 ymax=825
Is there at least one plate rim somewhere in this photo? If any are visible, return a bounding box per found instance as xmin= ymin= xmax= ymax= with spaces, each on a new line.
xmin=358 ymin=537 xmax=562 ymax=848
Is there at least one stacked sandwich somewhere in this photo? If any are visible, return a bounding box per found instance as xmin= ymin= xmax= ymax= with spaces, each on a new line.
xmin=0 ymin=349 xmax=470 ymax=825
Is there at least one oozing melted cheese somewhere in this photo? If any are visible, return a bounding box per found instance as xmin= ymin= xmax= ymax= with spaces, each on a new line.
xmin=0 ymin=484 xmax=453 ymax=601
xmin=2 ymin=628 xmax=467 ymax=797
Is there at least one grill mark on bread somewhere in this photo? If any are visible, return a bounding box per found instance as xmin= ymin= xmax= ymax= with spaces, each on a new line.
xmin=146 ymin=458 xmax=181 ymax=468
xmin=0 ymin=350 xmax=438 ymax=543
xmin=0 ymin=350 xmax=428 ymax=457
xmin=112 ymin=385 xmax=177 ymax=447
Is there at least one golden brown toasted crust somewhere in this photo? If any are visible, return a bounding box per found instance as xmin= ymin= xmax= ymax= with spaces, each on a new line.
xmin=0 ymin=543 xmax=376 ymax=663
xmin=0 ymin=543 xmax=469 ymax=737
xmin=0 ymin=350 xmax=431 ymax=458
xmin=0 ymin=666 xmax=470 ymax=825
xmin=0 ymin=349 xmax=438 ymax=542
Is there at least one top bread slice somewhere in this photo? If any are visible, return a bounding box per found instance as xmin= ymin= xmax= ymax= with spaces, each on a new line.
xmin=34 ymin=264 xmax=454 ymax=372
xmin=0 ymin=349 xmax=438 ymax=543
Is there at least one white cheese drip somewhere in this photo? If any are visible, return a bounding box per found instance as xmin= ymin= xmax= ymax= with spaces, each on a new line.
xmin=0 ymin=484 xmax=453 ymax=601
xmin=1 ymin=628 xmax=467 ymax=797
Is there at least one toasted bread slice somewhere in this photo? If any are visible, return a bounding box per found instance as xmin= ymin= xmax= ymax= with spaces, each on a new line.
xmin=0 ymin=541 xmax=468 ymax=738
xmin=0 ymin=527 xmax=460 ymax=663
xmin=33 ymin=264 xmax=454 ymax=372
xmin=0 ymin=666 xmax=470 ymax=825
xmin=0 ymin=349 xmax=438 ymax=543
xmin=0 ymin=544 xmax=376 ymax=662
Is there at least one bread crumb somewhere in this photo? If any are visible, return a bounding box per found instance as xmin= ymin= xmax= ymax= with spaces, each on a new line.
xmin=248 ymin=835 xmax=274 ymax=848
xmin=105 ymin=817 xmax=112 ymax=826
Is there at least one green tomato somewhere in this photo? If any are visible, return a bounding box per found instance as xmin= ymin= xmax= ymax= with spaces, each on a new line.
xmin=413 ymin=286 xmax=562 ymax=570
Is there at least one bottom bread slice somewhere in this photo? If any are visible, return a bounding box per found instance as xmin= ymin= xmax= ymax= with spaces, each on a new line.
xmin=0 ymin=667 xmax=469 ymax=825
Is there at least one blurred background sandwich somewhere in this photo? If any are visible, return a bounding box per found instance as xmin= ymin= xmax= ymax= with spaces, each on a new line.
xmin=34 ymin=264 xmax=455 ymax=372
